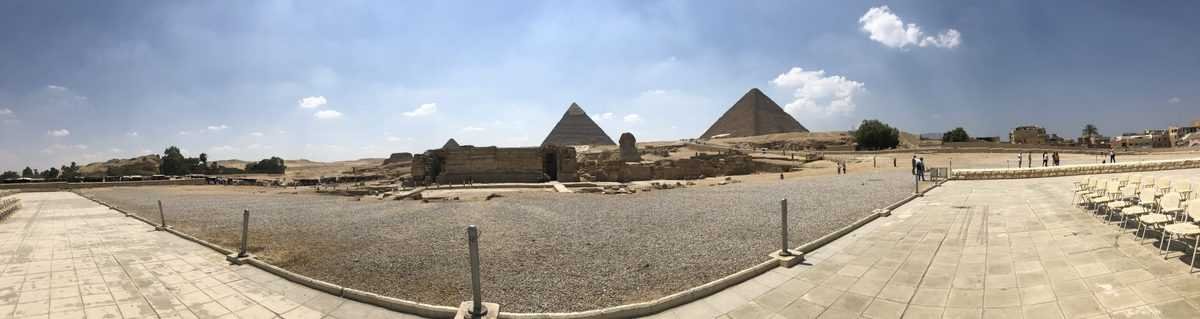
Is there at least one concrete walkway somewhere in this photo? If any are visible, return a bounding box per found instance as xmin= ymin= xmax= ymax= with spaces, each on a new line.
xmin=8 ymin=168 xmax=1200 ymax=319
xmin=657 ymin=169 xmax=1200 ymax=318
xmin=0 ymin=192 xmax=421 ymax=319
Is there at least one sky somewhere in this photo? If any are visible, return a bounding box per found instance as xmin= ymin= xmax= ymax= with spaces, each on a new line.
xmin=1 ymin=1 xmax=1198 ymax=171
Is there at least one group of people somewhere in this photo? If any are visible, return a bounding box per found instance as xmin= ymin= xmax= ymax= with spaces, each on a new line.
xmin=1016 ymin=151 xmax=1063 ymax=168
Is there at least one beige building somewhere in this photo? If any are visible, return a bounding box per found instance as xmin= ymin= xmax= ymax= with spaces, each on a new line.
xmin=1009 ymin=125 xmax=1048 ymax=144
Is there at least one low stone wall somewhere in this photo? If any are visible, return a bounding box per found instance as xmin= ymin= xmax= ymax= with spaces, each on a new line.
xmin=951 ymin=158 xmax=1200 ymax=180
xmin=0 ymin=178 xmax=205 ymax=191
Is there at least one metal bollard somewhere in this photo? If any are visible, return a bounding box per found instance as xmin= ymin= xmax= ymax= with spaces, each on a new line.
xmin=158 ymin=200 xmax=166 ymax=229
xmin=914 ymin=174 xmax=920 ymax=195
xmin=467 ymin=225 xmax=487 ymax=317
xmin=238 ymin=210 xmax=250 ymax=258
xmin=779 ymin=199 xmax=791 ymax=256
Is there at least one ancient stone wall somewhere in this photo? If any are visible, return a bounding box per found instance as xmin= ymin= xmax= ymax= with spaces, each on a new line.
xmin=410 ymin=146 xmax=579 ymax=184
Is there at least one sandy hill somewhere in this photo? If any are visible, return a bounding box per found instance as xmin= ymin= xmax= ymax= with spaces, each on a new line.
xmin=79 ymin=155 xmax=161 ymax=176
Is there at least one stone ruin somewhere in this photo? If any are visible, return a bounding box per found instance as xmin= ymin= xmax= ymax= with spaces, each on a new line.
xmin=577 ymin=151 xmax=761 ymax=182
xmin=619 ymin=132 xmax=641 ymax=162
xmin=382 ymin=152 xmax=413 ymax=165
xmin=411 ymin=144 xmax=578 ymax=185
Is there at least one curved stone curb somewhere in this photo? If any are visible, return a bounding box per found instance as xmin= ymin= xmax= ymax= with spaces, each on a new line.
xmin=68 ymin=180 xmax=947 ymax=319
xmin=952 ymin=158 xmax=1200 ymax=180
xmin=342 ymin=288 xmax=459 ymax=318
xmin=0 ymin=196 xmax=22 ymax=220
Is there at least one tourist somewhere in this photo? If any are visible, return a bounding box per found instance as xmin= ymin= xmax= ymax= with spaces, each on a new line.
xmin=911 ymin=155 xmax=917 ymax=175
xmin=1053 ymin=152 xmax=1060 ymax=166
xmin=1017 ymin=152 xmax=1023 ymax=168
xmin=1109 ymin=150 xmax=1117 ymax=163
xmin=916 ymin=157 xmax=926 ymax=181
xmin=1042 ymin=152 xmax=1049 ymax=167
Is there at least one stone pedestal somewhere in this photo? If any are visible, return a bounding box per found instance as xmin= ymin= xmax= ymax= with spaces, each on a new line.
xmin=225 ymin=254 xmax=251 ymax=265
xmin=769 ymin=250 xmax=804 ymax=268
xmin=454 ymin=301 xmax=499 ymax=319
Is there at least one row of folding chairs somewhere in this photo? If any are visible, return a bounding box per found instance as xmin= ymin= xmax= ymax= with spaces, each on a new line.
xmin=1073 ymin=175 xmax=1200 ymax=271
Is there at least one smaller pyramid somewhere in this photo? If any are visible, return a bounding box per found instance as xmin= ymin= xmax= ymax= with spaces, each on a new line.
xmin=442 ymin=138 xmax=460 ymax=149
xmin=700 ymin=88 xmax=809 ymax=139
xmin=541 ymin=103 xmax=616 ymax=146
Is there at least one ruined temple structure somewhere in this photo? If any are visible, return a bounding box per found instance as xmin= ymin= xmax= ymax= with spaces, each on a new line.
xmin=619 ymin=132 xmax=641 ymax=162
xmin=382 ymin=152 xmax=413 ymax=165
xmin=541 ymin=103 xmax=616 ymax=146
xmin=411 ymin=145 xmax=578 ymax=185
xmin=700 ymin=88 xmax=809 ymax=139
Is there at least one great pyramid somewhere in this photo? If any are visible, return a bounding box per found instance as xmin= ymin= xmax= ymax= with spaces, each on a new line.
xmin=700 ymin=88 xmax=809 ymax=139
xmin=442 ymin=138 xmax=460 ymax=149
xmin=541 ymin=103 xmax=616 ymax=146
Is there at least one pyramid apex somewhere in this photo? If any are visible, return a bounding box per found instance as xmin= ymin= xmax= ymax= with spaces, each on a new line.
xmin=565 ymin=103 xmax=586 ymax=116
xmin=442 ymin=138 xmax=460 ymax=149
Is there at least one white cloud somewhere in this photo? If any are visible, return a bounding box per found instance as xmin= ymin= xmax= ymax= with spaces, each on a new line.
xmin=207 ymin=124 xmax=229 ymax=131
xmin=402 ymin=103 xmax=438 ymax=117
xmin=109 ymin=148 xmax=122 ymax=154
xmin=46 ymin=85 xmax=67 ymax=91
xmin=623 ymin=114 xmax=643 ymax=124
xmin=771 ymin=67 xmax=866 ymax=116
xmin=859 ymin=6 xmax=960 ymax=49
xmin=1168 ymin=97 xmax=1182 ymax=104
xmin=385 ymin=136 xmax=403 ymax=142
xmin=249 ymin=132 xmax=264 ymax=137
xmin=210 ymin=145 xmax=236 ymax=152
xmin=461 ymin=126 xmax=485 ymax=132
xmin=0 ymin=108 xmax=12 ymax=116
xmin=126 ymin=131 xmax=139 ymax=137
xmin=298 ymin=96 xmax=328 ymax=109
xmin=598 ymin=112 xmax=614 ymax=120
xmin=47 ymin=129 xmax=70 ymax=137
xmin=178 ymin=131 xmax=190 ymax=136
xmin=314 ymin=109 xmax=343 ymax=119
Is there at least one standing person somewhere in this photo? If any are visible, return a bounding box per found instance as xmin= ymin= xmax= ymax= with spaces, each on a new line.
xmin=1018 ymin=152 xmax=1023 ymax=168
xmin=1028 ymin=153 xmax=1033 ymax=168
xmin=1053 ymin=152 xmax=1060 ymax=166
xmin=1042 ymin=152 xmax=1049 ymax=167
xmin=917 ymin=157 xmax=926 ymax=181
xmin=1109 ymin=150 xmax=1117 ymax=163
xmin=911 ymin=155 xmax=918 ymax=175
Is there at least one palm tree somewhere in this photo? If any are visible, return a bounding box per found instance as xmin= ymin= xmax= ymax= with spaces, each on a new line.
xmin=1082 ymin=124 xmax=1099 ymax=137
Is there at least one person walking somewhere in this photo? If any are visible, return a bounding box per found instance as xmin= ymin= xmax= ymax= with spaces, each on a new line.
xmin=1053 ymin=152 xmax=1060 ymax=166
xmin=911 ymin=155 xmax=918 ymax=175
xmin=1042 ymin=152 xmax=1049 ymax=167
xmin=1017 ymin=152 xmax=1023 ymax=168
xmin=1109 ymin=150 xmax=1117 ymax=163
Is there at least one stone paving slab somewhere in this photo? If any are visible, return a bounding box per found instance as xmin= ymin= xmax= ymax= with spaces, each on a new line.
xmin=0 ymin=192 xmax=424 ymax=319
xmin=661 ymin=168 xmax=1200 ymax=318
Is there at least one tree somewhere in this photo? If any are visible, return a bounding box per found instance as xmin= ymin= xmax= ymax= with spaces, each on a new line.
xmin=852 ymin=120 xmax=900 ymax=150
xmin=60 ymin=162 xmax=80 ymax=180
xmin=942 ymin=127 xmax=971 ymax=143
xmin=199 ymin=153 xmax=208 ymax=164
xmin=40 ymin=167 xmax=60 ymax=179
xmin=21 ymin=167 xmax=33 ymax=178
xmin=1082 ymin=124 xmax=1100 ymax=140
xmin=159 ymin=146 xmax=190 ymax=175
xmin=245 ymin=157 xmax=287 ymax=174
xmin=0 ymin=171 xmax=18 ymax=180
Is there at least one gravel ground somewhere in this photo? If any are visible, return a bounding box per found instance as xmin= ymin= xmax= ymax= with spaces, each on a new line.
xmin=78 ymin=171 xmax=913 ymax=312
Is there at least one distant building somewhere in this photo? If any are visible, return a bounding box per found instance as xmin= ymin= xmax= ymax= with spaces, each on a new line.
xmin=1169 ymin=123 xmax=1200 ymax=147
xmin=975 ymin=136 xmax=1002 ymax=143
xmin=1009 ymin=125 xmax=1048 ymax=144
xmin=1113 ymin=129 xmax=1170 ymax=148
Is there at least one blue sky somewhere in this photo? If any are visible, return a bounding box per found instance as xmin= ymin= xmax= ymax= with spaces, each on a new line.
xmin=1 ymin=1 xmax=1198 ymax=171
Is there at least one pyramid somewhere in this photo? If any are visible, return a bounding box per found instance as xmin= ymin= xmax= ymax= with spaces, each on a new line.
xmin=541 ymin=103 xmax=616 ymax=146
xmin=442 ymin=138 xmax=460 ymax=149
xmin=699 ymin=88 xmax=808 ymax=139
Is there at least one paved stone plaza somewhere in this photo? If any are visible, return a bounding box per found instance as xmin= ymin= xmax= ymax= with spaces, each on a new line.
xmin=659 ymin=168 xmax=1200 ymax=318
xmin=0 ymin=192 xmax=419 ymax=319
xmin=6 ymin=168 xmax=1200 ymax=318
